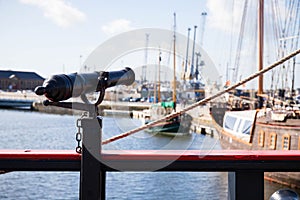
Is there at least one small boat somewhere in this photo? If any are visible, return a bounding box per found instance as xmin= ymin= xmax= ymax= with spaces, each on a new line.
xmin=145 ymin=101 xmax=192 ymax=136
xmin=144 ymin=13 xmax=192 ymax=136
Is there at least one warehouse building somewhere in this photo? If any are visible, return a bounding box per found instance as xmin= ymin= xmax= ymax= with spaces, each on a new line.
xmin=0 ymin=70 xmax=45 ymax=91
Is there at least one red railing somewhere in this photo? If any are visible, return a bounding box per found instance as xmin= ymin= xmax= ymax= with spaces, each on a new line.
xmin=0 ymin=149 xmax=300 ymax=200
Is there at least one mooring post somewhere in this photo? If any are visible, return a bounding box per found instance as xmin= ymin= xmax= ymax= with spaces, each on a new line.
xmin=80 ymin=116 xmax=105 ymax=200
xmin=228 ymin=171 xmax=264 ymax=200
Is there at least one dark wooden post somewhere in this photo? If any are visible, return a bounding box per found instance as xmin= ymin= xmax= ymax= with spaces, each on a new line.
xmin=80 ymin=116 xmax=105 ymax=200
xmin=228 ymin=171 xmax=264 ymax=200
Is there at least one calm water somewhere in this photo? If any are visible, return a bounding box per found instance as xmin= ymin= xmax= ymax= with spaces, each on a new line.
xmin=0 ymin=109 xmax=296 ymax=199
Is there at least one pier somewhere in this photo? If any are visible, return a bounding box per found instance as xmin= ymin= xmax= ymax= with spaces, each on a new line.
xmin=0 ymin=98 xmax=34 ymax=108
xmin=0 ymin=91 xmax=42 ymax=109
xmin=189 ymin=105 xmax=217 ymax=137
xmin=0 ymin=91 xmax=151 ymax=114
xmin=32 ymin=100 xmax=152 ymax=116
xmin=0 ymin=91 xmax=218 ymax=138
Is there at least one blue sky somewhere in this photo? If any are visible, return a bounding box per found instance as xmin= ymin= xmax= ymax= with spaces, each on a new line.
xmin=0 ymin=0 xmax=236 ymax=77
xmin=0 ymin=0 xmax=299 ymax=89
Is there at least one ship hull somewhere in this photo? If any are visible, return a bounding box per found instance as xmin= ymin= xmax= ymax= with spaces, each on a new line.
xmin=211 ymin=107 xmax=300 ymax=188
xmin=145 ymin=113 xmax=192 ymax=136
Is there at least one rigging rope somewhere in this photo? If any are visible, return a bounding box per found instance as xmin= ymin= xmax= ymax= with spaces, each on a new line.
xmin=102 ymin=48 xmax=300 ymax=145
xmin=270 ymin=0 xmax=281 ymax=93
xmin=232 ymin=0 xmax=248 ymax=84
xmin=270 ymin=0 xmax=300 ymax=92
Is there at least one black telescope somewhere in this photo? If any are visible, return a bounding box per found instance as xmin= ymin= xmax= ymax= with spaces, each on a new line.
xmin=35 ymin=67 xmax=135 ymax=102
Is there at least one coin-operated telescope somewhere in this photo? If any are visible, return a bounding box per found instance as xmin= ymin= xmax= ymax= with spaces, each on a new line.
xmin=35 ymin=67 xmax=136 ymax=189
xmin=35 ymin=67 xmax=135 ymax=114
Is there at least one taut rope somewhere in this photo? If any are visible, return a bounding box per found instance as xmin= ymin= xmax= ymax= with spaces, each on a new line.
xmin=102 ymin=48 xmax=300 ymax=145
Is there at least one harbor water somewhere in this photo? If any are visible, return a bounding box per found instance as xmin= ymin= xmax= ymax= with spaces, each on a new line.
xmin=0 ymin=109 xmax=297 ymax=199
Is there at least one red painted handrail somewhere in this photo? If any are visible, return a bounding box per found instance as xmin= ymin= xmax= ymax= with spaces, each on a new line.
xmin=101 ymin=150 xmax=300 ymax=161
xmin=0 ymin=150 xmax=80 ymax=160
xmin=0 ymin=149 xmax=300 ymax=161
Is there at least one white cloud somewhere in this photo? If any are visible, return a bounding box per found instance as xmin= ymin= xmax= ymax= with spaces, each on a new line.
xmin=206 ymin=0 xmax=244 ymax=34
xmin=19 ymin=0 xmax=86 ymax=28
xmin=101 ymin=19 xmax=133 ymax=35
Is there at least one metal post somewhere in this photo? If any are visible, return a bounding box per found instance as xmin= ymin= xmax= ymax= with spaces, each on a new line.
xmin=228 ymin=171 xmax=264 ymax=200
xmin=80 ymin=116 xmax=105 ymax=200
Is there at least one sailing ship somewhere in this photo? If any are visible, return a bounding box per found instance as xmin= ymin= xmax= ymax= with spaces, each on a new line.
xmin=145 ymin=13 xmax=192 ymax=136
xmin=211 ymin=0 xmax=300 ymax=188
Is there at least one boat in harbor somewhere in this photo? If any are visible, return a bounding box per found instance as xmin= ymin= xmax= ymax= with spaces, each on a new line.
xmin=145 ymin=101 xmax=192 ymax=136
xmin=144 ymin=13 xmax=192 ymax=136
xmin=210 ymin=0 xmax=300 ymax=188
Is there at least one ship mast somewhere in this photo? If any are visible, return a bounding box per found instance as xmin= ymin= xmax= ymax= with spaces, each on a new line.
xmin=184 ymin=28 xmax=191 ymax=81
xmin=158 ymin=50 xmax=161 ymax=102
xmin=257 ymin=0 xmax=264 ymax=94
xmin=190 ymin=25 xmax=198 ymax=80
xmin=172 ymin=12 xmax=177 ymax=109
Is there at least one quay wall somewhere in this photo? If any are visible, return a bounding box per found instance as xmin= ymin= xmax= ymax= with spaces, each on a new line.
xmin=132 ymin=104 xmax=217 ymax=137
xmin=0 ymin=92 xmax=217 ymax=135
xmin=0 ymin=91 xmax=43 ymax=101
xmin=32 ymin=101 xmax=151 ymax=116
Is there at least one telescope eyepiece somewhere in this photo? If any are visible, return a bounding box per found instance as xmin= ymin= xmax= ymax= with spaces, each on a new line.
xmin=34 ymin=86 xmax=46 ymax=96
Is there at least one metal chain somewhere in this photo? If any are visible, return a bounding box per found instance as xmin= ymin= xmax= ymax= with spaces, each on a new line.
xmin=75 ymin=112 xmax=88 ymax=153
xmin=75 ymin=118 xmax=82 ymax=153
